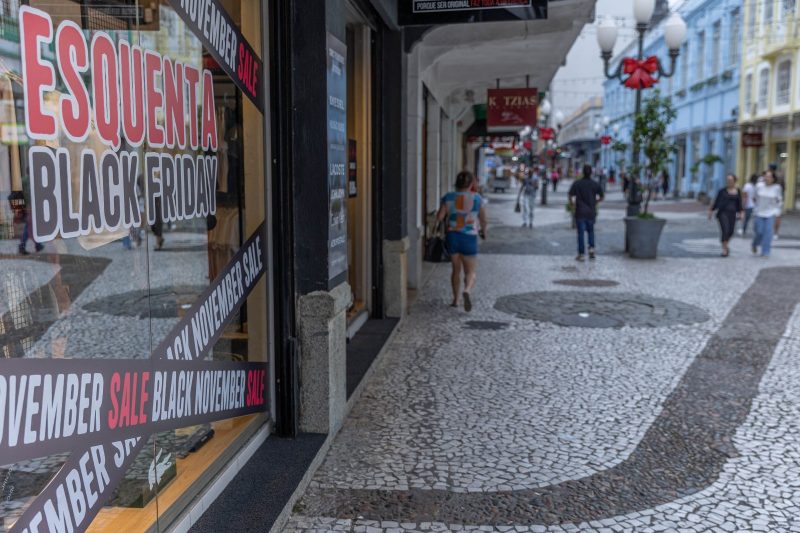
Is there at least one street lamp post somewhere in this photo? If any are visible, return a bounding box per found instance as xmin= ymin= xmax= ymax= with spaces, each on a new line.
xmin=539 ymin=98 xmax=552 ymax=205
xmin=597 ymin=1 xmax=687 ymax=216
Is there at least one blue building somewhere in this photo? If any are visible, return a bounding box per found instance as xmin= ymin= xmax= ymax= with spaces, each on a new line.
xmin=602 ymin=0 xmax=743 ymax=198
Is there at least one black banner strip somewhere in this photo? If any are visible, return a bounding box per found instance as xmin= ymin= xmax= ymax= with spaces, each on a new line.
xmin=166 ymin=0 xmax=264 ymax=113
xmin=8 ymin=221 xmax=268 ymax=533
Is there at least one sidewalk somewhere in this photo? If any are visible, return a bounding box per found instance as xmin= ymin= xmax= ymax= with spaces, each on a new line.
xmin=285 ymin=194 xmax=800 ymax=532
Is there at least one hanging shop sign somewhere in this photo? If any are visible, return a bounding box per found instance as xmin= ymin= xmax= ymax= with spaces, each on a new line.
xmin=487 ymin=88 xmax=538 ymax=132
xmin=539 ymin=127 xmax=554 ymax=140
xmin=399 ymin=0 xmax=547 ymax=26
xmin=348 ymin=139 xmax=358 ymax=198
xmin=327 ymin=33 xmax=348 ymax=284
xmin=166 ymin=0 xmax=263 ymax=112
xmin=741 ymin=131 xmax=764 ymax=148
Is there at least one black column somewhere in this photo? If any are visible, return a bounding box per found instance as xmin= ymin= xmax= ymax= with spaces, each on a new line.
xmin=290 ymin=0 xmax=335 ymax=295
xmin=379 ymin=28 xmax=407 ymax=241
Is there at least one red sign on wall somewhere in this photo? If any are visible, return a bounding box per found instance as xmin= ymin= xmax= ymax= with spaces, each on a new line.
xmin=741 ymin=132 xmax=764 ymax=148
xmin=487 ymin=88 xmax=538 ymax=132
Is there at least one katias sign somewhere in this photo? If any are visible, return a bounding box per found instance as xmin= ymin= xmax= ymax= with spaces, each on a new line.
xmin=20 ymin=5 xmax=219 ymax=244
xmin=487 ymin=88 xmax=538 ymax=133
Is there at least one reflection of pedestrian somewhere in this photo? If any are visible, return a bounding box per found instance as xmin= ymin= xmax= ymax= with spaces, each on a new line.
xmin=152 ymin=197 xmax=165 ymax=251
xmin=752 ymin=171 xmax=783 ymax=258
xmin=9 ymin=192 xmax=43 ymax=255
xmin=568 ymin=165 xmax=604 ymax=261
xmin=708 ymin=174 xmax=742 ymax=257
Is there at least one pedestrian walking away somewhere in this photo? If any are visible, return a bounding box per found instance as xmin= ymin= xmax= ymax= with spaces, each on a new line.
xmin=568 ymin=164 xmax=604 ymax=261
xmin=436 ymin=170 xmax=487 ymax=311
xmin=769 ymin=163 xmax=786 ymax=240
xmin=516 ymin=170 xmax=539 ymax=228
xmin=709 ymin=174 xmax=743 ymax=257
xmin=739 ymin=174 xmax=758 ymax=236
xmin=751 ymin=171 xmax=783 ymax=258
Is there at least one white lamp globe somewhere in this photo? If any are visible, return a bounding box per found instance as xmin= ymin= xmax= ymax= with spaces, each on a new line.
xmin=540 ymin=98 xmax=552 ymax=116
xmin=613 ymin=124 xmax=620 ymax=134
xmin=603 ymin=116 xmax=611 ymax=127
xmin=633 ymin=0 xmax=656 ymax=25
xmin=664 ymin=13 xmax=688 ymax=50
xmin=594 ymin=123 xmax=602 ymax=134
xmin=596 ymin=16 xmax=619 ymax=53
xmin=554 ymin=110 xmax=565 ymax=127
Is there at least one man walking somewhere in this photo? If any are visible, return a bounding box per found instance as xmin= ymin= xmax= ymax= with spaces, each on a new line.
xmin=569 ymin=165 xmax=604 ymax=261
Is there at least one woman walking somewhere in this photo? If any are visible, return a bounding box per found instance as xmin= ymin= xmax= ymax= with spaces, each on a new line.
xmin=708 ymin=174 xmax=743 ymax=257
xmin=436 ymin=171 xmax=487 ymax=312
xmin=752 ymin=171 xmax=783 ymax=258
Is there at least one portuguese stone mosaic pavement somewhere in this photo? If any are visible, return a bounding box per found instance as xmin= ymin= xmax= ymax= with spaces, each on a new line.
xmin=286 ymin=188 xmax=800 ymax=532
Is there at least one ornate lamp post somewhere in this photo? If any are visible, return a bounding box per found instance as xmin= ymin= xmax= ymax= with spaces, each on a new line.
xmin=539 ymin=98 xmax=552 ymax=205
xmin=597 ymin=1 xmax=687 ymax=216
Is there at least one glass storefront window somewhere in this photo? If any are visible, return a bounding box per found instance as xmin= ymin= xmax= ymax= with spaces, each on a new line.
xmin=0 ymin=0 xmax=269 ymax=531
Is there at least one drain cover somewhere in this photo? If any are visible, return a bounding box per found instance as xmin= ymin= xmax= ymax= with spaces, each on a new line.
xmin=494 ymin=291 xmax=709 ymax=329
xmin=553 ymin=279 xmax=619 ymax=288
xmin=464 ymin=321 xmax=510 ymax=331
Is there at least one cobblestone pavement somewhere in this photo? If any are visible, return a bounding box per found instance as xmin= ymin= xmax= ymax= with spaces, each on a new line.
xmin=287 ymin=187 xmax=800 ymax=532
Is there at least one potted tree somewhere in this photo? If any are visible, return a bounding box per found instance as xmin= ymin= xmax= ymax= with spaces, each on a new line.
xmin=625 ymin=90 xmax=677 ymax=259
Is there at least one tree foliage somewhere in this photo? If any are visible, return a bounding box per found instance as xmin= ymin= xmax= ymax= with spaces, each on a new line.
xmin=632 ymin=90 xmax=677 ymax=215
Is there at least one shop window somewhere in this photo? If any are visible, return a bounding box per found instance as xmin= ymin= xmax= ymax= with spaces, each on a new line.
xmin=712 ymin=21 xmax=721 ymax=77
xmin=776 ymin=60 xmax=791 ymax=106
xmin=695 ymin=31 xmax=705 ymax=80
xmin=0 ymin=0 xmax=269 ymax=532
xmin=745 ymin=73 xmax=753 ymax=114
xmin=730 ymin=8 xmax=741 ymax=64
xmin=758 ymin=68 xmax=770 ymax=109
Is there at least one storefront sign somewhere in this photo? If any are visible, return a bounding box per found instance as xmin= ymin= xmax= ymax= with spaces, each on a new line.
xmin=327 ymin=34 xmax=348 ymax=284
xmin=467 ymin=135 xmax=517 ymax=146
xmin=167 ymin=0 xmax=263 ymax=112
xmin=741 ymin=131 xmax=764 ymax=148
xmin=349 ymin=139 xmax=358 ymax=198
xmin=20 ymin=6 xmax=221 ymax=244
xmin=487 ymin=88 xmax=537 ymax=132
xmin=399 ymin=0 xmax=547 ymax=25
xmin=9 ymin=221 xmax=270 ymax=533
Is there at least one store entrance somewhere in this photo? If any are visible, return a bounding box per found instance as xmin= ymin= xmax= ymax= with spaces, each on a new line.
xmin=345 ymin=15 xmax=375 ymax=334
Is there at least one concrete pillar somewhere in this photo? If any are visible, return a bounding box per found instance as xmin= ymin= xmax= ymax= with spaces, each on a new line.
xmin=383 ymin=238 xmax=409 ymax=318
xmin=297 ymin=283 xmax=352 ymax=434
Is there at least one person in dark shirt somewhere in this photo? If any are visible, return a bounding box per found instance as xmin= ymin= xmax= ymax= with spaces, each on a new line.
xmin=568 ymin=165 xmax=604 ymax=261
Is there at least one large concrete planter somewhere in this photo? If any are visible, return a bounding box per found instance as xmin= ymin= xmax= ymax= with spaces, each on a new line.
xmin=625 ymin=217 xmax=666 ymax=259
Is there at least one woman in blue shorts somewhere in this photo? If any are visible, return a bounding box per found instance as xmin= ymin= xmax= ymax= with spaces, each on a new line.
xmin=436 ymin=171 xmax=487 ymax=312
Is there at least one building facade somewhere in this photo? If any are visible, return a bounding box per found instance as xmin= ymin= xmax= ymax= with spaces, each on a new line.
xmin=737 ymin=0 xmax=800 ymax=211
xmin=559 ymin=97 xmax=605 ymax=176
xmin=603 ymin=0 xmax=742 ymax=198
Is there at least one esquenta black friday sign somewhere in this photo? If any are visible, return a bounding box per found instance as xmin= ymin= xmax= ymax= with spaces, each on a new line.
xmin=399 ymin=0 xmax=548 ymax=25
xmin=7 ymin=4 xmax=269 ymax=532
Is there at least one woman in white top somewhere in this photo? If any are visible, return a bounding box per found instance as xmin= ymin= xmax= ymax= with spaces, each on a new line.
xmin=739 ymin=174 xmax=758 ymax=236
xmin=751 ymin=171 xmax=783 ymax=258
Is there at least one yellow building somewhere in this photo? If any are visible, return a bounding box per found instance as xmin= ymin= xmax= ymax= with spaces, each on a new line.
xmin=738 ymin=0 xmax=800 ymax=211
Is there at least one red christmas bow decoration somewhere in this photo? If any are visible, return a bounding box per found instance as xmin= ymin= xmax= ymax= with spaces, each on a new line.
xmin=623 ymin=56 xmax=659 ymax=90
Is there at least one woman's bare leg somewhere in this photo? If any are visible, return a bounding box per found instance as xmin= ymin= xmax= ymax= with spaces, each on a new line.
xmin=450 ymin=254 xmax=463 ymax=306
xmin=462 ymin=256 xmax=477 ymax=294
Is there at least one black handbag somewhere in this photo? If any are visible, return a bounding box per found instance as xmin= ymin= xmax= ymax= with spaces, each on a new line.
xmin=424 ymin=221 xmax=450 ymax=263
